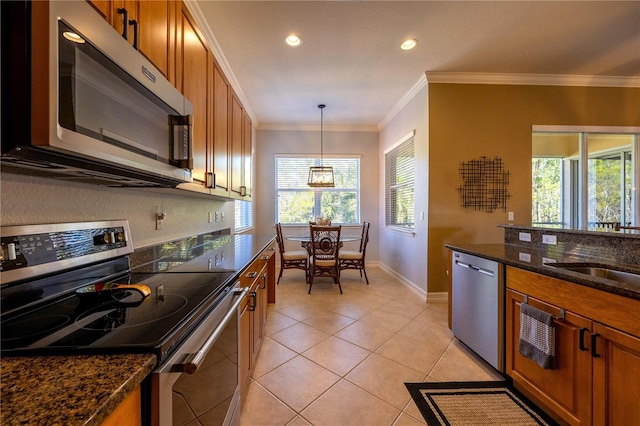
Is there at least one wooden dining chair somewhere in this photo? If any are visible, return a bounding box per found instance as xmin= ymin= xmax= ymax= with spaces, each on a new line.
xmin=275 ymin=223 xmax=309 ymax=284
xmin=308 ymin=225 xmax=342 ymax=294
xmin=339 ymin=221 xmax=370 ymax=284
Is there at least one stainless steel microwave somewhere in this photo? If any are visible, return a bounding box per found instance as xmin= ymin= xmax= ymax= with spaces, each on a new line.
xmin=1 ymin=1 xmax=193 ymax=187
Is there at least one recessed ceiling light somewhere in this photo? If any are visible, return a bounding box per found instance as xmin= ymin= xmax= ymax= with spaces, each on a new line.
xmin=400 ymin=38 xmax=417 ymax=51
xmin=63 ymin=31 xmax=85 ymax=44
xmin=285 ymin=34 xmax=301 ymax=47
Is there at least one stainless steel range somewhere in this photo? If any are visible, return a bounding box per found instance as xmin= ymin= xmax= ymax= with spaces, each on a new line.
xmin=0 ymin=221 xmax=248 ymax=425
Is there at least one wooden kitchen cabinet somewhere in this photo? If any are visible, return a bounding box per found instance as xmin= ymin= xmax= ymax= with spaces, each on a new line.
xmin=86 ymin=0 xmax=174 ymax=79
xmin=238 ymin=242 xmax=276 ymax=389
xmin=242 ymin=111 xmax=253 ymax=199
xmin=506 ymin=266 xmax=640 ymax=426
xmin=87 ymin=0 xmax=253 ymax=201
xmin=507 ymin=289 xmax=592 ymax=425
xmin=209 ymin=63 xmax=231 ymax=197
xmin=230 ymin=94 xmax=244 ymax=198
xmin=86 ymin=0 xmax=110 ymax=19
xmin=592 ymin=322 xmax=640 ymax=425
xmin=101 ymin=385 xmax=142 ymax=426
xmin=229 ymin=92 xmax=253 ymax=200
xmin=175 ymin=2 xmax=209 ymax=185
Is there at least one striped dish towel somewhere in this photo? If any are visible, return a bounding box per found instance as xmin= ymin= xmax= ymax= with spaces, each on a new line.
xmin=518 ymin=303 xmax=556 ymax=370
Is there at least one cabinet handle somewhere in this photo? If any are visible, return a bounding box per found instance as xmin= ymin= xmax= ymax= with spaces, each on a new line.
xmin=261 ymin=274 xmax=267 ymax=289
xmin=579 ymin=328 xmax=589 ymax=351
xmin=117 ymin=8 xmax=128 ymax=40
xmin=249 ymin=291 xmax=257 ymax=311
xmin=591 ymin=333 xmax=600 ymax=358
xmin=261 ymin=255 xmax=270 ymax=261
xmin=246 ymin=271 xmax=258 ymax=279
xmin=129 ymin=19 xmax=139 ymax=50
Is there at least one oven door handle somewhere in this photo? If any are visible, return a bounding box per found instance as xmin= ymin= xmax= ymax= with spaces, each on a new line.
xmin=173 ymin=286 xmax=250 ymax=374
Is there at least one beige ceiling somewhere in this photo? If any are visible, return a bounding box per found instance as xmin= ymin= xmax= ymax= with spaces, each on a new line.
xmin=190 ymin=1 xmax=640 ymax=129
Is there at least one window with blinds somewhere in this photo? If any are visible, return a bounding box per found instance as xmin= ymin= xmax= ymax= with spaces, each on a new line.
xmin=235 ymin=200 xmax=253 ymax=232
xmin=385 ymin=135 xmax=415 ymax=230
xmin=275 ymin=156 xmax=360 ymax=224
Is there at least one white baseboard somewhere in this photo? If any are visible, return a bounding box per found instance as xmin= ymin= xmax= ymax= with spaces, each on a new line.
xmin=376 ymin=262 xmax=427 ymax=301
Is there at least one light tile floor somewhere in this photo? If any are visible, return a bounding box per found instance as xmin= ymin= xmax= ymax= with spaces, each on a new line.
xmin=239 ymin=264 xmax=503 ymax=426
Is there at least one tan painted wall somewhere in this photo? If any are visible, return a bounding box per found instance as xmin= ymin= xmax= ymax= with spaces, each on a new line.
xmin=427 ymin=84 xmax=640 ymax=293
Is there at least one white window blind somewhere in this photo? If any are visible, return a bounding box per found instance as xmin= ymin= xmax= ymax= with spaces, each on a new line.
xmin=235 ymin=200 xmax=253 ymax=232
xmin=275 ymin=156 xmax=360 ymax=224
xmin=385 ymin=136 xmax=415 ymax=230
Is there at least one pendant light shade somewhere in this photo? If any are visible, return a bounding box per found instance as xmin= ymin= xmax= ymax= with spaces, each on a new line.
xmin=308 ymin=104 xmax=335 ymax=188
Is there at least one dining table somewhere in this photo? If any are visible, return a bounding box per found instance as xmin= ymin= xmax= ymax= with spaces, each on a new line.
xmin=285 ymin=234 xmax=361 ymax=255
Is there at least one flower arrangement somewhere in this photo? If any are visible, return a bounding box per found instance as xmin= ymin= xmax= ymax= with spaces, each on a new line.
xmin=316 ymin=216 xmax=331 ymax=226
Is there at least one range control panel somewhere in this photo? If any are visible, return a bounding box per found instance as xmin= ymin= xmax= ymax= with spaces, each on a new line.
xmin=0 ymin=221 xmax=132 ymax=284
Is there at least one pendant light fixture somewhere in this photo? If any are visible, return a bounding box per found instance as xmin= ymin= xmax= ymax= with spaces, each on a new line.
xmin=308 ymin=104 xmax=335 ymax=188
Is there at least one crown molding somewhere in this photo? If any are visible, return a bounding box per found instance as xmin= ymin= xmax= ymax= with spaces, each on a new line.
xmin=184 ymin=0 xmax=258 ymax=127
xmin=377 ymin=73 xmax=428 ymax=130
xmin=425 ymin=72 xmax=640 ymax=88
xmin=257 ymin=124 xmax=379 ymax=132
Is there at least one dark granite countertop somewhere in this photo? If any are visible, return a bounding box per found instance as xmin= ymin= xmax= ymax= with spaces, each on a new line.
xmin=130 ymin=232 xmax=277 ymax=273
xmin=445 ymin=242 xmax=640 ymax=300
xmin=1 ymin=232 xmax=276 ymax=426
xmin=0 ymin=353 xmax=156 ymax=425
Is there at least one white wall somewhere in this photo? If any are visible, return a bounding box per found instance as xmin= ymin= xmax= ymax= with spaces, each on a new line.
xmin=0 ymin=172 xmax=233 ymax=249
xmin=253 ymin=128 xmax=380 ymax=261
xmin=378 ymin=84 xmax=429 ymax=296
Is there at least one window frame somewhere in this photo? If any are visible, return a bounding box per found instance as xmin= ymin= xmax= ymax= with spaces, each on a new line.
xmin=384 ymin=131 xmax=415 ymax=232
xmin=275 ymin=154 xmax=361 ymax=225
xmin=532 ymin=126 xmax=639 ymax=229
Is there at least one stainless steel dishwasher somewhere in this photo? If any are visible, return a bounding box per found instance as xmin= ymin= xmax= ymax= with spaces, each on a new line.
xmin=451 ymin=251 xmax=505 ymax=372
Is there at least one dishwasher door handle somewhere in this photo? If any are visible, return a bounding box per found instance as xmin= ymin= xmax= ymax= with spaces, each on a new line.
xmin=470 ymin=265 xmax=495 ymax=277
xmin=459 ymin=260 xmax=495 ymax=278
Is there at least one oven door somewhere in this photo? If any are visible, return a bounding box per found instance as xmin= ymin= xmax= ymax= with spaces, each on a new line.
xmin=151 ymin=283 xmax=248 ymax=426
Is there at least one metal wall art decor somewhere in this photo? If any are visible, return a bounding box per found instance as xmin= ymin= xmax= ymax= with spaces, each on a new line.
xmin=458 ymin=156 xmax=510 ymax=212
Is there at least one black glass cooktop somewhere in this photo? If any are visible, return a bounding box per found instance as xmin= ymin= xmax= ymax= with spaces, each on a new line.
xmin=1 ymin=270 xmax=235 ymax=360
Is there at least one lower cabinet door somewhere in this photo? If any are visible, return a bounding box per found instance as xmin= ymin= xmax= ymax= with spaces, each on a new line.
xmin=506 ymin=289 xmax=593 ymax=426
xmin=592 ymin=322 xmax=640 ymax=426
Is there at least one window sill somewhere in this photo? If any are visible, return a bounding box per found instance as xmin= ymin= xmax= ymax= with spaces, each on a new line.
xmin=385 ymin=226 xmax=415 ymax=237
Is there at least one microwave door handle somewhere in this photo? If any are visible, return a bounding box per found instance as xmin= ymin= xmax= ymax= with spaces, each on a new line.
xmin=129 ymin=19 xmax=139 ymax=50
xmin=117 ymin=8 xmax=128 ymax=40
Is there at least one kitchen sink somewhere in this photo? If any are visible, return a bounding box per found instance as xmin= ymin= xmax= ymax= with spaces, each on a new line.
xmin=546 ymin=263 xmax=640 ymax=286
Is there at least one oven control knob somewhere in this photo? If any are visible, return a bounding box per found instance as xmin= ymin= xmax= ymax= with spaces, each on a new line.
xmin=7 ymin=243 xmax=17 ymax=260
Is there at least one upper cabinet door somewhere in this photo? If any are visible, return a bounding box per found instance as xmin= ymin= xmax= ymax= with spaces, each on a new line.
xmin=176 ymin=3 xmax=209 ymax=184
xmin=211 ymin=64 xmax=230 ymax=193
xmin=137 ymin=0 xmax=173 ymax=78
xmin=86 ymin=0 xmax=111 ymax=20
xmin=111 ymin=1 xmax=138 ymax=47
xmin=230 ymin=94 xmax=244 ymax=196
xmin=243 ymin=112 xmax=252 ymax=199
xmin=88 ymin=0 xmax=174 ymax=79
